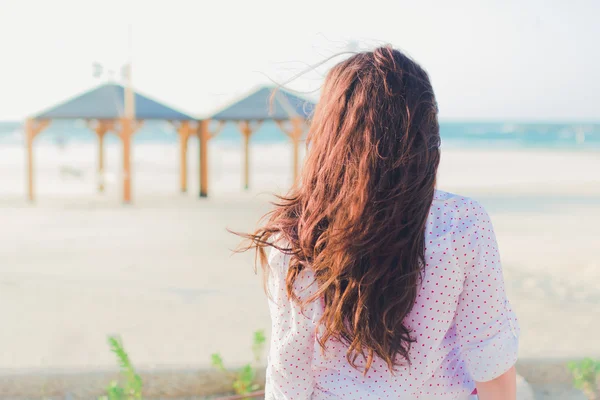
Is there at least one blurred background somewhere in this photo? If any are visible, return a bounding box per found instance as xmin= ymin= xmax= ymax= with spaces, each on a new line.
xmin=0 ymin=0 xmax=598 ymax=398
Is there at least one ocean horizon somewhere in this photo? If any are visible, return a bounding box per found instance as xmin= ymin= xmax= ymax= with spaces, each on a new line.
xmin=0 ymin=120 xmax=599 ymax=150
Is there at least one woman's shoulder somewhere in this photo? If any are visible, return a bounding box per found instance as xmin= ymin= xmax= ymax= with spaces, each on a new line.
xmin=431 ymin=190 xmax=494 ymax=237
xmin=267 ymin=240 xmax=312 ymax=280
xmin=266 ymin=241 xmax=319 ymax=304
xmin=433 ymin=189 xmax=490 ymax=215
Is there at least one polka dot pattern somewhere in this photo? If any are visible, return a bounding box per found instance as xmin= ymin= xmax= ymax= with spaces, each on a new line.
xmin=264 ymin=190 xmax=519 ymax=399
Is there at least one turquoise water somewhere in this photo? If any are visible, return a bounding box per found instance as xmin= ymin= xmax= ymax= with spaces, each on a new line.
xmin=0 ymin=120 xmax=599 ymax=149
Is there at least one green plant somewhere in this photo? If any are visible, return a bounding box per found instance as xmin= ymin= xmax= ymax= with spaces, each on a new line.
xmin=211 ymin=330 xmax=266 ymax=398
xmin=252 ymin=330 xmax=266 ymax=363
xmin=232 ymin=364 xmax=259 ymax=395
xmin=568 ymin=357 xmax=600 ymax=400
xmin=99 ymin=336 xmax=143 ymax=400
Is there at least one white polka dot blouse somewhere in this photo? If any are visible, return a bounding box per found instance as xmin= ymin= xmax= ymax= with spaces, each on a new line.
xmin=264 ymin=190 xmax=519 ymax=399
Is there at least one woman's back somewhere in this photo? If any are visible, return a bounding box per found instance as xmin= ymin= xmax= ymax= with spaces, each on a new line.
xmin=237 ymin=46 xmax=519 ymax=399
xmin=265 ymin=190 xmax=519 ymax=399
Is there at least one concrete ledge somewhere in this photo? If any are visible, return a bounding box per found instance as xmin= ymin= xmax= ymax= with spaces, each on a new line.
xmin=0 ymin=369 xmax=265 ymax=399
xmin=0 ymin=359 xmax=572 ymax=399
xmin=516 ymin=359 xmax=575 ymax=385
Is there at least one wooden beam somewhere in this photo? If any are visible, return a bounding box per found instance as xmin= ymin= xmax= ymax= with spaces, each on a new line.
xmin=291 ymin=135 xmax=300 ymax=184
xmin=178 ymin=121 xmax=191 ymax=193
xmin=238 ymin=121 xmax=255 ymax=190
xmin=117 ymin=118 xmax=140 ymax=204
xmin=133 ymin=120 xmax=144 ymax=131
xmin=25 ymin=119 xmax=50 ymax=202
xmin=30 ymin=120 xmax=50 ymax=139
xmin=85 ymin=119 xmax=96 ymax=131
xmin=25 ymin=120 xmax=35 ymax=202
xmin=122 ymin=121 xmax=132 ymax=204
xmin=249 ymin=120 xmax=263 ymax=132
xmin=97 ymin=130 xmax=106 ymax=192
xmin=290 ymin=118 xmax=305 ymax=183
xmin=196 ymin=120 xmax=226 ymax=198
xmin=275 ymin=120 xmax=292 ymax=138
xmin=277 ymin=118 xmax=306 ymax=183
xmin=198 ymin=119 xmax=210 ymax=197
xmin=235 ymin=120 xmax=264 ymax=191
xmin=209 ymin=120 xmax=226 ymax=140
xmin=95 ymin=121 xmax=110 ymax=193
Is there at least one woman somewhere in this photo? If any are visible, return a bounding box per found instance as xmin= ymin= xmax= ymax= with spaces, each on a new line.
xmin=238 ymin=46 xmax=519 ymax=399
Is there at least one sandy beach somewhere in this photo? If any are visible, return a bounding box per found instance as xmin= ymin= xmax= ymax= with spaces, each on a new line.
xmin=0 ymin=141 xmax=599 ymax=373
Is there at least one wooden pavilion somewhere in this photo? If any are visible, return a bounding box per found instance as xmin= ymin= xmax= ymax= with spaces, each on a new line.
xmin=27 ymin=83 xmax=195 ymax=203
xmin=199 ymin=86 xmax=314 ymax=197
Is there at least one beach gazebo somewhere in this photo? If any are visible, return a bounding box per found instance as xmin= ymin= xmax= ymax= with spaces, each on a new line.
xmin=199 ymin=86 xmax=314 ymax=197
xmin=26 ymin=83 xmax=195 ymax=203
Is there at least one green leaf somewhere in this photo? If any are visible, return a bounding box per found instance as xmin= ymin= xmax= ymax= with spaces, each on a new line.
xmin=106 ymin=335 xmax=142 ymax=399
xmin=232 ymin=364 xmax=256 ymax=395
xmin=212 ymin=329 xmax=268 ymax=395
xmin=211 ymin=353 xmax=225 ymax=371
xmin=239 ymin=364 xmax=256 ymax=383
xmin=106 ymin=380 xmax=125 ymax=400
xmin=253 ymin=330 xmax=266 ymax=346
xmin=568 ymin=357 xmax=600 ymax=392
xmin=252 ymin=330 xmax=266 ymax=363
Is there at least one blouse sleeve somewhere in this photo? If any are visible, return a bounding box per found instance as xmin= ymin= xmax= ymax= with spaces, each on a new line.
xmin=264 ymin=247 xmax=318 ymax=400
xmin=455 ymin=202 xmax=520 ymax=382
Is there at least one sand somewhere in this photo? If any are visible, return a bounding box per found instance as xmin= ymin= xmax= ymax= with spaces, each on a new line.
xmin=0 ymin=141 xmax=599 ymax=375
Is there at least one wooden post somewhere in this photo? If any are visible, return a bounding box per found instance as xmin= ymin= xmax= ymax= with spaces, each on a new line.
xmin=290 ymin=118 xmax=305 ymax=183
xmin=25 ymin=120 xmax=35 ymax=202
xmin=196 ymin=120 xmax=224 ymax=198
xmin=98 ymin=131 xmax=105 ymax=192
xmin=123 ymin=126 xmax=132 ymax=204
xmin=25 ymin=119 xmax=50 ymax=202
xmin=119 ymin=118 xmax=138 ymax=204
xmin=239 ymin=121 xmax=251 ymax=190
xmin=237 ymin=120 xmax=262 ymax=191
xmin=198 ymin=119 xmax=209 ymax=197
xmin=276 ymin=118 xmax=305 ymax=184
xmin=178 ymin=121 xmax=191 ymax=193
xmin=95 ymin=121 xmax=110 ymax=193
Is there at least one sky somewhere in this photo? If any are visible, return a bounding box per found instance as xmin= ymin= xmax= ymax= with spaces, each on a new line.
xmin=0 ymin=0 xmax=598 ymax=121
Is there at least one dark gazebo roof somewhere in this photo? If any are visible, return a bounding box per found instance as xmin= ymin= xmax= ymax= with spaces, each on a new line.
xmin=211 ymin=86 xmax=315 ymax=121
xmin=34 ymin=83 xmax=194 ymax=120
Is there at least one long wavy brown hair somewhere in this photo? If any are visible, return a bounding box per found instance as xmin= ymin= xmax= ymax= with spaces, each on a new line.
xmin=236 ymin=46 xmax=440 ymax=373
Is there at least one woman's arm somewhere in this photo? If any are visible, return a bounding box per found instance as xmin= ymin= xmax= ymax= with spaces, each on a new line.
xmin=264 ymin=249 xmax=317 ymax=400
xmin=475 ymin=365 xmax=517 ymax=400
xmin=454 ymin=201 xmax=520 ymax=394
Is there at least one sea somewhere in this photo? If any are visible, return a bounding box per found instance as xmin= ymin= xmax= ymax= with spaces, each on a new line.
xmin=0 ymin=120 xmax=599 ymax=150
